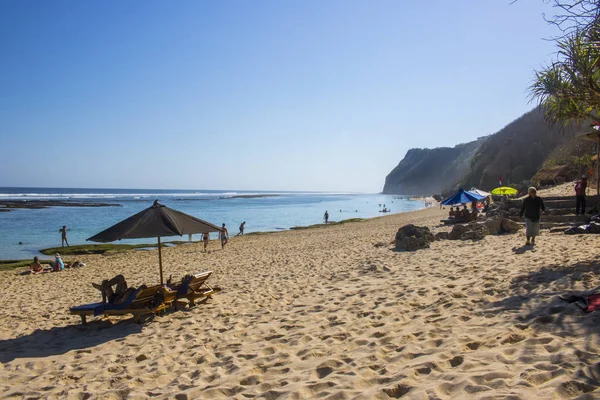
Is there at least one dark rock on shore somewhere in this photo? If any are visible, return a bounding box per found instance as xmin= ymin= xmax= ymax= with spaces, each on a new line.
xmin=435 ymin=232 xmax=449 ymax=241
xmin=449 ymin=223 xmax=490 ymax=241
xmin=448 ymin=217 xmax=521 ymax=241
xmin=395 ymin=224 xmax=434 ymax=251
xmin=501 ymin=218 xmax=521 ymax=233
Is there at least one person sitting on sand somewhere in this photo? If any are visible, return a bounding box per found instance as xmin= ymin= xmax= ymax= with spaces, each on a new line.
xmin=461 ymin=205 xmax=470 ymax=220
xmin=470 ymin=207 xmax=479 ymax=221
xmin=52 ymin=253 xmax=64 ymax=272
xmin=448 ymin=208 xmax=455 ymax=219
xmin=92 ymin=274 xmax=139 ymax=304
xmin=30 ymin=256 xmax=46 ymax=274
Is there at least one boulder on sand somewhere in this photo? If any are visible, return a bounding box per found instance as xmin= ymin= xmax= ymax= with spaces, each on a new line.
xmin=501 ymin=218 xmax=521 ymax=233
xmin=448 ymin=224 xmax=467 ymax=240
xmin=448 ymin=217 xmax=521 ymax=241
xmin=395 ymin=224 xmax=434 ymax=251
xmin=449 ymin=222 xmax=490 ymax=241
xmin=435 ymin=231 xmax=449 ymax=241
xmin=484 ymin=217 xmax=503 ymax=235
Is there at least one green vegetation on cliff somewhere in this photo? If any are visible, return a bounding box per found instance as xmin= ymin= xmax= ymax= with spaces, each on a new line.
xmin=383 ymin=107 xmax=588 ymax=195
xmin=382 ymin=139 xmax=484 ymax=195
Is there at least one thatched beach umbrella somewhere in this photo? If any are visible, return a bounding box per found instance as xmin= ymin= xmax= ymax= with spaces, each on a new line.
xmin=87 ymin=200 xmax=222 ymax=285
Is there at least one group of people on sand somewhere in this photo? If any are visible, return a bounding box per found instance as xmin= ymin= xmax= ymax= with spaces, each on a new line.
xmin=448 ymin=203 xmax=479 ymax=222
xmin=29 ymin=253 xmax=85 ymax=274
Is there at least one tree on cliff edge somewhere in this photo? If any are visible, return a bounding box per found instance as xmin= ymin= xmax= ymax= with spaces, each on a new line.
xmin=529 ymin=0 xmax=600 ymax=124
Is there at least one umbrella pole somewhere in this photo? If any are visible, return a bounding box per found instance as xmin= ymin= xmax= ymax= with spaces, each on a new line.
xmin=158 ymin=236 xmax=164 ymax=286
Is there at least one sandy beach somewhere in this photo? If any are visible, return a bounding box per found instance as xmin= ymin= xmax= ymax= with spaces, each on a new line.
xmin=1 ymin=201 xmax=600 ymax=399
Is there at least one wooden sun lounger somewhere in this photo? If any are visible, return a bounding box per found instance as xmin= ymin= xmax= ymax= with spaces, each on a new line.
xmin=174 ymin=271 xmax=214 ymax=309
xmin=70 ymin=285 xmax=176 ymax=325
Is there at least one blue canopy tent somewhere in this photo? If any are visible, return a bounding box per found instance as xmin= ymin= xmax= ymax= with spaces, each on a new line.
xmin=441 ymin=188 xmax=486 ymax=206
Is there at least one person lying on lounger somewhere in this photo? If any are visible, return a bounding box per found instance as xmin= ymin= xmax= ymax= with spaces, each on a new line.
xmin=92 ymin=275 xmax=140 ymax=305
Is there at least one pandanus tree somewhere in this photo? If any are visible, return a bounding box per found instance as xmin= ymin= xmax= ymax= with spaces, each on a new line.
xmin=530 ymin=31 xmax=600 ymax=124
xmin=529 ymin=0 xmax=600 ymax=124
xmin=528 ymin=1 xmax=600 ymax=193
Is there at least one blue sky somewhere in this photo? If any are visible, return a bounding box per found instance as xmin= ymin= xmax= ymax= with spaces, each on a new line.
xmin=0 ymin=1 xmax=559 ymax=192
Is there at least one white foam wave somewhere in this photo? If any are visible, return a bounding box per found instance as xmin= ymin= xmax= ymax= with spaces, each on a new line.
xmin=0 ymin=190 xmax=358 ymax=200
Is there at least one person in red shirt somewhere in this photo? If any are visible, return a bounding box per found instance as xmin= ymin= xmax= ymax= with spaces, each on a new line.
xmin=575 ymin=176 xmax=588 ymax=215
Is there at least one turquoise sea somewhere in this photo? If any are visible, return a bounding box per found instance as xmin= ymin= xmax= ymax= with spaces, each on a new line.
xmin=0 ymin=187 xmax=425 ymax=260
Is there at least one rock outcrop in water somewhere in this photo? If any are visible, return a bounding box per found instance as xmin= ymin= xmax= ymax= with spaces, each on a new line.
xmin=0 ymin=200 xmax=120 ymax=211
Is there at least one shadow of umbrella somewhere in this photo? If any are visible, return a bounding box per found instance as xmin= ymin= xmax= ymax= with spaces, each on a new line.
xmin=87 ymin=200 xmax=222 ymax=285
xmin=0 ymin=319 xmax=143 ymax=363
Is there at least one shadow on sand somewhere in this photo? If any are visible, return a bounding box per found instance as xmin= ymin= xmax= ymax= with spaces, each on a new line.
xmin=480 ymin=258 xmax=600 ymax=394
xmin=511 ymin=245 xmax=535 ymax=254
xmin=486 ymin=258 xmax=600 ymax=319
xmin=0 ymin=319 xmax=144 ymax=363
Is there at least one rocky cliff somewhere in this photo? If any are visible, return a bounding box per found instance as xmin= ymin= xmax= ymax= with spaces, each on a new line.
xmin=383 ymin=108 xmax=587 ymax=195
xmin=382 ymin=139 xmax=484 ymax=195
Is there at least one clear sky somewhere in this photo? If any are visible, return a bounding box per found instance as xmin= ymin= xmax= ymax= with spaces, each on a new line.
xmin=0 ymin=1 xmax=559 ymax=192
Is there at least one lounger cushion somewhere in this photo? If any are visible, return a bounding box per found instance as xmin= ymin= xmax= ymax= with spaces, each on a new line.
xmin=70 ymin=287 xmax=143 ymax=316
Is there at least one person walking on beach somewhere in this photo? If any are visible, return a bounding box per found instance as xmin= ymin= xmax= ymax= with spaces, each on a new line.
xmin=324 ymin=210 xmax=329 ymax=224
xmin=59 ymin=225 xmax=69 ymax=247
xmin=519 ymin=187 xmax=545 ymax=246
xmin=202 ymin=232 xmax=209 ymax=252
xmin=220 ymin=224 xmax=229 ymax=249
xmin=575 ymin=176 xmax=588 ymax=215
xmin=237 ymin=221 xmax=246 ymax=236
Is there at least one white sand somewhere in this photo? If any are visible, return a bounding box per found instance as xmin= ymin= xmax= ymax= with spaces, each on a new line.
xmin=1 ymin=205 xmax=600 ymax=399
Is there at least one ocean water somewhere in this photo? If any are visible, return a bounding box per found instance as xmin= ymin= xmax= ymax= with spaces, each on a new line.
xmin=0 ymin=187 xmax=425 ymax=260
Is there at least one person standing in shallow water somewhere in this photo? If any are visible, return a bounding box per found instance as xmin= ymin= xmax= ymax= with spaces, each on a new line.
xmin=220 ymin=224 xmax=229 ymax=249
xmin=59 ymin=225 xmax=69 ymax=247
xmin=519 ymin=187 xmax=545 ymax=246
xmin=324 ymin=211 xmax=329 ymax=224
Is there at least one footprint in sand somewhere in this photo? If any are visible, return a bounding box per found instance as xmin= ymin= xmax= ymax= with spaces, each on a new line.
xmin=466 ymin=342 xmax=482 ymax=351
xmin=449 ymin=356 xmax=464 ymax=368
xmin=382 ymin=383 xmax=413 ymax=398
